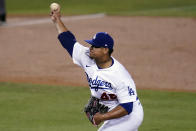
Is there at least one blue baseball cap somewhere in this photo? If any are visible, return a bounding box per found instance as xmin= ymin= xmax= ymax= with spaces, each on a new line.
xmin=85 ymin=32 xmax=114 ymax=49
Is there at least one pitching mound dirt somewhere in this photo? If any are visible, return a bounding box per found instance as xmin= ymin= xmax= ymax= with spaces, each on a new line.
xmin=0 ymin=15 xmax=196 ymax=92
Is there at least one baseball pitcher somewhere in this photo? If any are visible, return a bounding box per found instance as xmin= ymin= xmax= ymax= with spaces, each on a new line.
xmin=50 ymin=4 xmax=143 ymax=131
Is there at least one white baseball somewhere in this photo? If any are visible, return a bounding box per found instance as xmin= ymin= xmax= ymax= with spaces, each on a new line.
xmin=50 ymin=3 xmax=60 ymax=12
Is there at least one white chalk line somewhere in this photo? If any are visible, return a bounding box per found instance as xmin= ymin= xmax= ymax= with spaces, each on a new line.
xmin=2 ymin=13 xmax=105 ymax=28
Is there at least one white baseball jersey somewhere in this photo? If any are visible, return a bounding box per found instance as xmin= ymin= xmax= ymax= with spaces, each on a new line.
xmin=72 ymin=42 xmax=144 ymax=131
xmin=58 ymin=31 xmax=143 ymax=131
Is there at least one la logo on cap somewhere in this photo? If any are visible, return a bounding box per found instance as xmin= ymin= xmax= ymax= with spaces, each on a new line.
xmin=93 ymin=32 xmax=108 ymax=40
xmin=93 ymin=34 xmax=97 ymax=39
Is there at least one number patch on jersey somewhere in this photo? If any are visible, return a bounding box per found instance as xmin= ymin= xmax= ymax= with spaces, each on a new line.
xmin=101 ymin=92 xmax=117 ymax=100
xmin=128 ymin=86 xmax=135 ymax=96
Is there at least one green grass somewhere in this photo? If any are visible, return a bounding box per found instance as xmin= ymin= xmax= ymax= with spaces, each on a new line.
xmin=6 ymin=0 xmax=196 ymax=17
xmin=139 ymin=89 xmax=196 ymax=131
xmin=0 ymin=82 xmax=196 ymax=131
xmin=0 ymin=82 xmax=95 ymax=131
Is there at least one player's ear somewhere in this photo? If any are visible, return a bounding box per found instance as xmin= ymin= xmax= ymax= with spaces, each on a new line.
xmin=103 ymin=48 xmax=109 ymax=55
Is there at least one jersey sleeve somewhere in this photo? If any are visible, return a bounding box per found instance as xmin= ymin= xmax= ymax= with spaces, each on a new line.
xmin=58 ymin=31 xmax=76 ymax=56
xmin=120 ymin=102 xmax=133 ymax=114
xmin=116 ymin=81 xmax=137 ymax=104
xmin=58 ymin=31 xmax=91 ymax=68
xmin=72 ymin=42 xmax=90 ymax=68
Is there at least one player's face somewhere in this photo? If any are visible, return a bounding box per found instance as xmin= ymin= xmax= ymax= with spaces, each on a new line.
xmin=89 ymin=45 xmax=108 ymax=59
